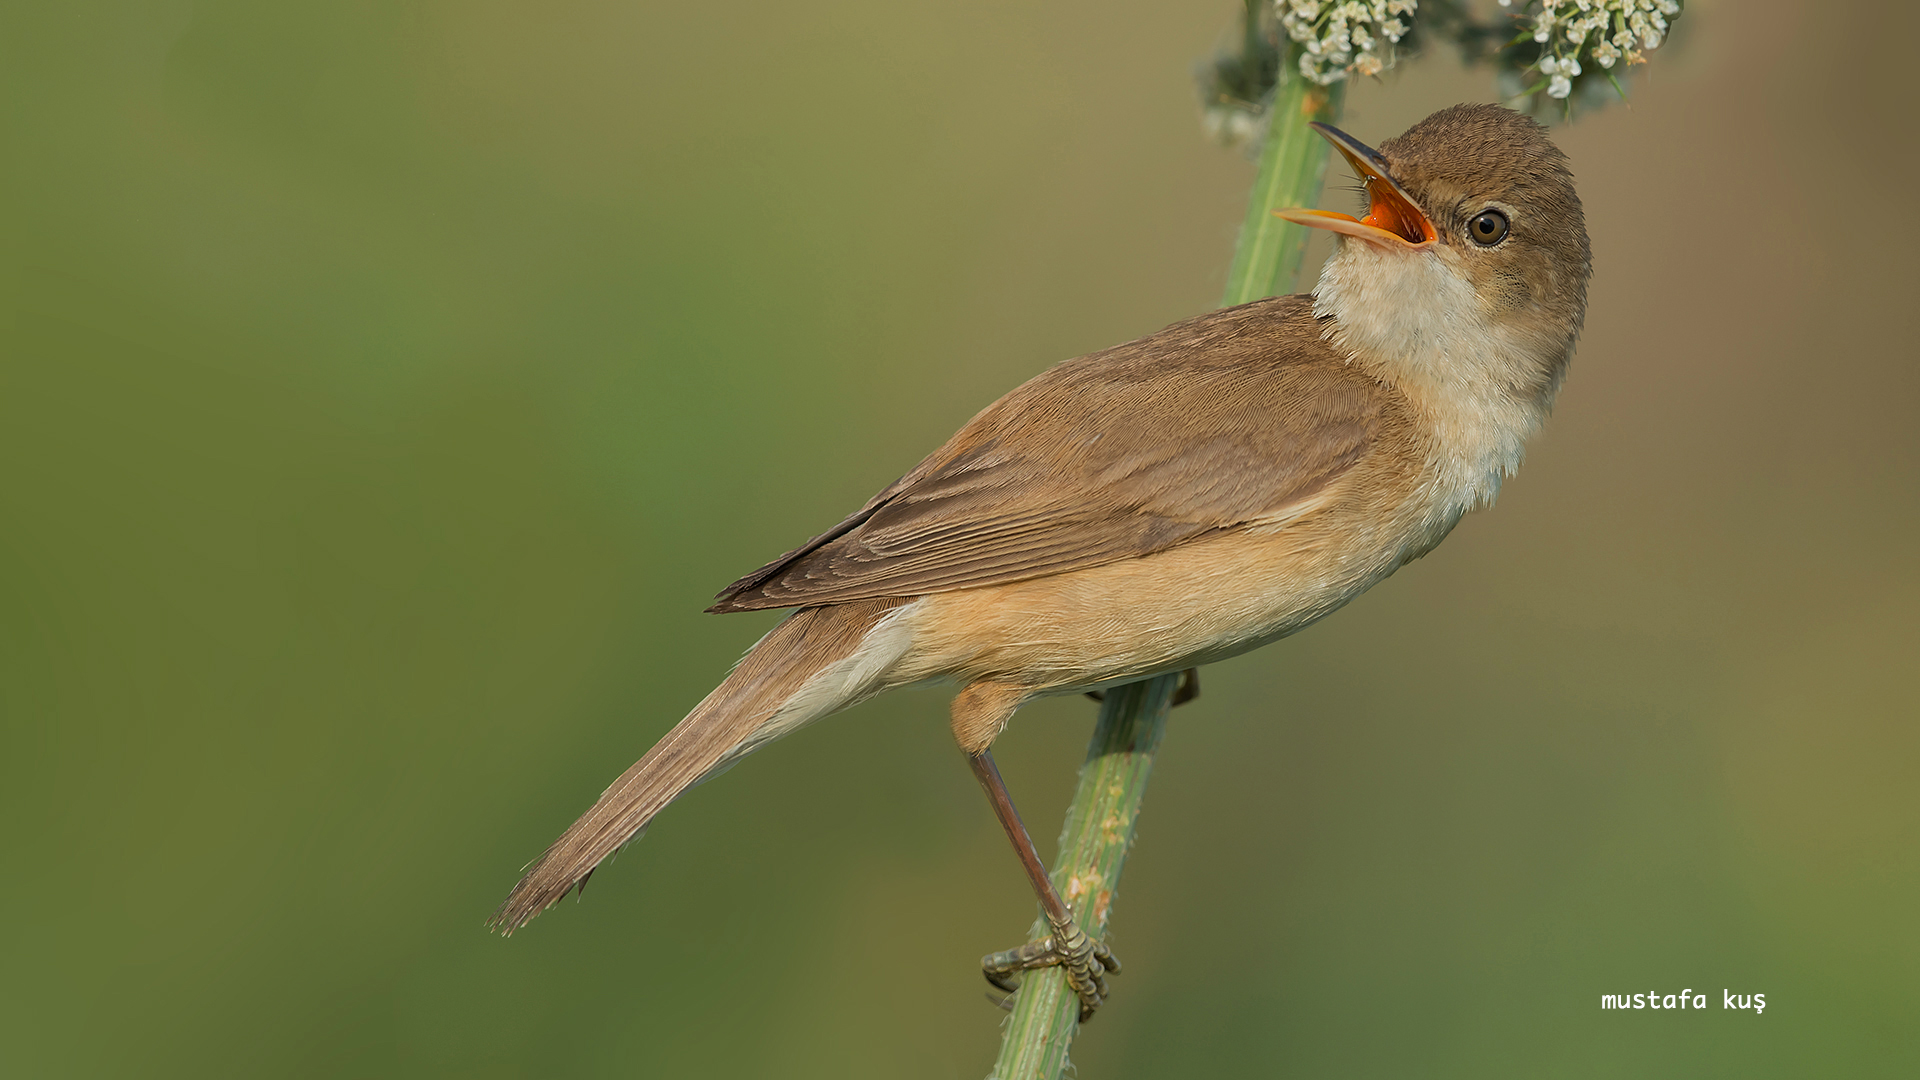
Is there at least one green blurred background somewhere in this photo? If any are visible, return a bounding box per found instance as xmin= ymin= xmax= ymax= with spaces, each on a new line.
xmin=4 ymin=0 xmax=1915 ymax=1075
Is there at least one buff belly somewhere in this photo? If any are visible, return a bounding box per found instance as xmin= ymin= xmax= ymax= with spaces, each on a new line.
xmin=887 ymin=511 xmax=1418 ymax=694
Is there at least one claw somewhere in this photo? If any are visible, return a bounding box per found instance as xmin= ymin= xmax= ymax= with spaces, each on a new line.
xmin=980 ymin=916 xmax=1121 ymax=1021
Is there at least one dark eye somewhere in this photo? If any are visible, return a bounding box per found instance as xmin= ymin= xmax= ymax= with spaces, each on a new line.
xmin=1468 ymin=209 xmax=1509 ymax=246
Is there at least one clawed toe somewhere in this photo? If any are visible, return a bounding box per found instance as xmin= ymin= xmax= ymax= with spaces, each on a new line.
xmin=981 ymin=937 xmax=1056 ymax=994
xmin=980 ymin=920 xmax=1122 ymax=1021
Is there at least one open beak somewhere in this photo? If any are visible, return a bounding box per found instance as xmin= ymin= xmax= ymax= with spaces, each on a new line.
xmin=1274 ymin=123 xmax=1437 ymax=251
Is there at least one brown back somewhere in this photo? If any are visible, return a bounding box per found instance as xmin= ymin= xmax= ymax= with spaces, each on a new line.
xmin=711 ymin=295 xmax=1394 ymax=612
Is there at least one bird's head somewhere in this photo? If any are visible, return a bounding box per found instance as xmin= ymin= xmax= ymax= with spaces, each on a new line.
xmin=1279 ymin=103 xmax=1591 ymax=408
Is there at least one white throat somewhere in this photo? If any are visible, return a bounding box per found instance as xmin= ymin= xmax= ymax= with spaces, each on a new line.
xmin=1312 ymin=240 xmax=1557 ymax=520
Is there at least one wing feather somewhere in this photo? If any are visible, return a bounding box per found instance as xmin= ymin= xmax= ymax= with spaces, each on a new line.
xmin=709 ymin=296 xmax=1389 ymax=613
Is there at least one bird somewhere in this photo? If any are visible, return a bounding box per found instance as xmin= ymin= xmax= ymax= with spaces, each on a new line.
xmin=489 ymin=103 xmax=1591 ymax=1022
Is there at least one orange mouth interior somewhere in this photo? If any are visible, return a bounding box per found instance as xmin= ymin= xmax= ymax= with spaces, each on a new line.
xmin=1273 ymin=128 xmax=1437 ymax=251
xmin=1353 ymin=168 xmax=1436 ymax=246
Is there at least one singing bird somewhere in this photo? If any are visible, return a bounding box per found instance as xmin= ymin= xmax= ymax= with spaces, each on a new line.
xmin=492 ymin=103 xmax=1591 ymax=1020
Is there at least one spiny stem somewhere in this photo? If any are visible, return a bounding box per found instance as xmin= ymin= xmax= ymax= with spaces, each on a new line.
xmin=985 ymin=41 xmax=1347 ymax=1080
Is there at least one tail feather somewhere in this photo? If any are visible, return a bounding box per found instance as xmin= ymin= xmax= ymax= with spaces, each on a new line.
xmin=489 ymin=598 xmax=910 ymax=933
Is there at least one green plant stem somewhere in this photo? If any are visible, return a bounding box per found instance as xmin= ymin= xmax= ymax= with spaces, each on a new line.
xmin=1221 ymin=61 xmax=1346 ymax=307
xmin=989 ymin=675 xmax=1177 ymax=1080
xmin=986 ymin=42 xmax=1348 ymax=1080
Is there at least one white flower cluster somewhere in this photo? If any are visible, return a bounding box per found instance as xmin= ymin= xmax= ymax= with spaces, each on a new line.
xmin=1499 ymin=0 xmax=1681 ymax=98
xmin=1277 ymin=1 xmax=1418 ymax=86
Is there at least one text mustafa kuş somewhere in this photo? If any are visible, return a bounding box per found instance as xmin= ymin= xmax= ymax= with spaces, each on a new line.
xmin=1602 ymin=989 xmax=1767 ymax=1014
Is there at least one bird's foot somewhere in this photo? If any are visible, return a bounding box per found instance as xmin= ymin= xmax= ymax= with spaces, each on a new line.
xmin=981 ymin=914 xmax=1121 ymax=1022
xmin=1170 ymin=667 xmax=1200 ymax=706
xmin=1085 ymin=668 xmax=1200 ymax=708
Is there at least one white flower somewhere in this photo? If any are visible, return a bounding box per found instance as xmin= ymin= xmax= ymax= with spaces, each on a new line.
xmin=1277 ymin=0 xmax=1418 ymax=85
xmin=1510 ymin=0 xmax=1681 ymax=106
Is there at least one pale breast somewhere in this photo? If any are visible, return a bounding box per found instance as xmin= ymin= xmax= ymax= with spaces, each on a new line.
xmin=1313 ymin=242 xmax=1555 ymax=537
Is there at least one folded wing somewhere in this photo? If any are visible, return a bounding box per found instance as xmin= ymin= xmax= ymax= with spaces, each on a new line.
xmin=710 ymin=296 xmax=1388 ymax=613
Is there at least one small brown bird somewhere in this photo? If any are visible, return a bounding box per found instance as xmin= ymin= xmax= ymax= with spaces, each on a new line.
xmin=492 ymin=103 xmax=1591 ymax=1020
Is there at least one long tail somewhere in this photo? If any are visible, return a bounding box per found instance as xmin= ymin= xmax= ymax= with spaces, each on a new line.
xmin=489 ymin=598 xmax=912 ymax=933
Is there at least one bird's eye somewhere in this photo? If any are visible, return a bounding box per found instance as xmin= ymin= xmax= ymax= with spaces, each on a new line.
xmin=1467 ymin=210 xmax=1510 ymax=246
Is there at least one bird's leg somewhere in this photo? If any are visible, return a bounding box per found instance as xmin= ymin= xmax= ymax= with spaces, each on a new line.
xmin=1086 ymin=667 xmax=1200 ymax=707
xmin=968 ymin=749 xmax=1120 ymax=1022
